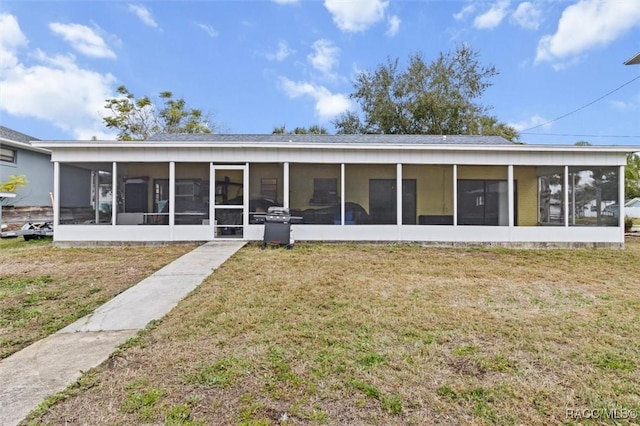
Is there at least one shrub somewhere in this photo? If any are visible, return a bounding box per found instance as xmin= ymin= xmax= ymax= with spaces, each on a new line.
xmin=625 ymin=216 xmax=634 ymax=233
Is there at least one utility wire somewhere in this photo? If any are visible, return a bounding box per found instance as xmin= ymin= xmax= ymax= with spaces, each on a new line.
xmin=521 ymin=74 xmax=640 ymax=132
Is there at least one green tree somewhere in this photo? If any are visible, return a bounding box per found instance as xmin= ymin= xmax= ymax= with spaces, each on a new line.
xmin=104 ymin=86 xmax=214 ymax=140
xmin=626 ymin=153 xmax=640 ymax=199
xmin=0 ymin=174 xmax=28 ymax=193
xmin=272 ymin=125 xmax=329 ymax=134
xmin=333 ymin=45 xmax=518 ymax=141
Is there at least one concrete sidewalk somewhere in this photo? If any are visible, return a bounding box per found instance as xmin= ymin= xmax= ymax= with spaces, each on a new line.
xmin=0 ymin=240 xmax=246 ymax=426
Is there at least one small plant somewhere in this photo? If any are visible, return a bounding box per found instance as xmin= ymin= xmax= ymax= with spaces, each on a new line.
xmin=381 ymin=394 xmax=404 ymax=415
xmin=184 ymin=356 xmax=246 ymax=388
xmin=625 ymin=215 xmax=634 ymax=233
xmin=351 ymin=379 xmax=380 ymax=400
xmin=120 ymin=382 xmax=164 ymax=421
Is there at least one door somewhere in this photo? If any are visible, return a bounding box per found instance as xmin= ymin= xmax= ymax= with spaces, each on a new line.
xmin=212 ymin=165 xmax=246 ymax=238
xmin=124 ymin=181 xmax=148 ymax=213
xmin=369 ymin=179 xmax=416 ymax=224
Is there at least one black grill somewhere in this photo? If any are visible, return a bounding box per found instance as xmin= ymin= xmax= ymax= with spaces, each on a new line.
xmin=255 ymin=207 xmax=302 ymax=249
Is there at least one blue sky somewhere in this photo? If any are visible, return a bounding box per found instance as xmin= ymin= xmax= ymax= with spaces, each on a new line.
xmin=0 ymin=0 xmax=639 ymax=145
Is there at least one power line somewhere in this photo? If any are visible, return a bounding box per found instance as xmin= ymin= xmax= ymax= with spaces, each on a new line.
xmin=520 ymin=74 xmax=640 ymax=132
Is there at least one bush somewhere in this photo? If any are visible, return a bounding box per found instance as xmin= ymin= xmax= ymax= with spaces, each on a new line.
xmin=625 ymin=216 xmax=634 ymax=233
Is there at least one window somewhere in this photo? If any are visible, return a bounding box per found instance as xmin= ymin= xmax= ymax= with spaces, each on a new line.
xmin=1 ymin=147 xmax=17 ymax=164
xmin=311 ymin=178 xmax=338 ymax=205
xmin=457 ymin=179 xmax=515 ymax=226
xmin=260 ymin=178 xmax=278 ymax=200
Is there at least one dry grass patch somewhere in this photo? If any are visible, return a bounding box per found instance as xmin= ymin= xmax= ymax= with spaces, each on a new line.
xmin=0 ymin=239 xmax=198 ymax=359
xmin=31 ymin=241 xmax=640 ymax=425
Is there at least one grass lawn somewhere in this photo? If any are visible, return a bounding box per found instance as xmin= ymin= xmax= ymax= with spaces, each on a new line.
xmin=27 ymin=240 xmax=640 ymax=425
xmin=0 ymin=238 xmax=198 ymax=359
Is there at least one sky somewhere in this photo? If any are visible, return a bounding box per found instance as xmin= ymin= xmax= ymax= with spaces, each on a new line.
xmin=0 ymin=0 xmax=639 ymax=145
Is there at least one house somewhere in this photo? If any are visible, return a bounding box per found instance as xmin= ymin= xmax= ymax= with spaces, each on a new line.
xmin=625 ymin=198 xmax=640 ymax=218
xmin=33 ymin=134 xmax=639 ymax=247
xmin=0 ymin=126 xmax=54 ymax=225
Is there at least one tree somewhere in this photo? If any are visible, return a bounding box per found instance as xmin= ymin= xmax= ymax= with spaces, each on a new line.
xmin=333 ymin=45 xmax=519 ymax=141
xmin=104 ymin=86 xmax=214 ymax=140
xmin=272 ymin=125 xmax=329 ymax=134
xmin=0 ymin=174 xmax=28 ymax=193
xmin=626 ymin=153 xmax=640 ymax=199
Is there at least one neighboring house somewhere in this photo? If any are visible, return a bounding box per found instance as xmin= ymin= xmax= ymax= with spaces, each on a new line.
xmin=34 ymin=134 xmax=640 ymax=247
xmin=0 ymin=126 xmax=54 ymax=225
xmin=625 ymin=198 xmax=640 ymax=218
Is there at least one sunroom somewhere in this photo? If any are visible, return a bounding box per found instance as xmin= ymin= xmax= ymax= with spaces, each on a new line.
xmin=34 ymin=134 xmax=635 ymax=247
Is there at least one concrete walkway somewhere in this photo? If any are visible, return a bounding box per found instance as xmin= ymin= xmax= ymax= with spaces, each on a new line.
xmin=0 ymin=240 xmax=246 ymax=426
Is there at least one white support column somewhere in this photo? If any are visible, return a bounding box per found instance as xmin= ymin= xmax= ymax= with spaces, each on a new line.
xmin=340 ymin=163 xmax=345 ymax=225
xmin=169 ymin=162 xmax=175 ymax=241
xmin=94 ymin=170 xmax=100 ymax=224
xmin=453 ymin=164 xmax=458 ymax=226
xmin=112 ymin=162 xmax=117 ymax=226
xmin=209 ymin=163 xmax=215 ymax=238
xmin=53 ymin=161 xmax=60 ymax=227
xmin=619 ymin=164 xmax=626 ymax=240
xmin=397 ymin=163 xmax=403 ymax=227
xmin=508 ymin=165 xmax=514 ymax=228
xmin=564 ymin=166 xmax=569 ymax=227
xmin=283 ymin=162 xmax=290 ymax=208
xmin=243 ymin=163 xmax=249 ymax=232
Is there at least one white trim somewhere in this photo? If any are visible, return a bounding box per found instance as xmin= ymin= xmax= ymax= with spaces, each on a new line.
xmin=169 ymin=162 xmax=175 ymax=233
xmin=111 ymin=162 xmax=117 ymax=226
xmin=564 ymin=166 xmax=569 ymax=227
xmin=453 ymin=164 xmax=458 ymax=227
xmin=508 ymin=165 xmax=514 ymax=228
xmin=53 ymin=161 xmax=60 ymax=228
xmin=619 ymin=165 xmax=625 ymax=238
xmin=340 ymin=163 xmax=345 ymax=226
xmin=283 ymin=162 xmax=290 ymax=208
xmin=32 ymin=140 xmax=640 ymax=154
xmin=397 ymin=163 xmax=402 ymax=227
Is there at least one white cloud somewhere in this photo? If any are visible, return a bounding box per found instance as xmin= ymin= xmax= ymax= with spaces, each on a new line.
xmin=128 ymin=4 xmax=158 ymax=28
xmin=323 ymin=0 xmax=388 ymax=32
xmin=510 ymin=2 xmax=542 ymax=30
xmin=536 ymin=0 xmax=640 ymax=66
xmin=474 ymin=0 xmax=510 ymax=30
xmin=454 ymin=4 xmax=476 ymax=21
xmin=279 ymin=77 xmax=351 ymax=120
xmin=0 ymin=13 xmax=28 ymax=69
xmin=307 ymin=39 xmax=339 ymax=76
xmin=197 ymin=23 xmax=218 ymax=38
xmin=0 ymin=15 xmax=118 ymax=139
xmin=49 ymin=22 xmax=116 ymax=59
xmin=509 ymin=114 xmax=551 ymax=132
xmin=266 ymin=41 xmax=295 ymax=62
xmin=386 ymin=15 xmax=400 ymax=36
xmin=608 ymin=100 xmax=636 ymax=111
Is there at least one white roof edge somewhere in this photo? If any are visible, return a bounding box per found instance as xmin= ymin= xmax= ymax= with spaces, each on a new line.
xmin=0 ymin=192 xmax=17 ymax=198
xmin=31 ymin=140 xmax=640 ymax=153
xmin=2 ymin=138 xmax=51 ymax=154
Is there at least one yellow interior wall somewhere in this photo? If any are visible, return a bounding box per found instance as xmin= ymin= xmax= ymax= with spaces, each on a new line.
xmin=345 ymin=164 xmax=396 ymax=212
xmin=249 ymin=164 xmax=283 ymax=201
xmin=176 ymin=163 xmax=209 ymax=180
xmin=403 ymin=165 xmax=453 ymax=216
xmin=290 ymin=163 xmax=341 ymax=209
xmin=457 ymin=165 xmax=507 ymax=179
xmin=515 ymin=166 xmax=538 ymax=226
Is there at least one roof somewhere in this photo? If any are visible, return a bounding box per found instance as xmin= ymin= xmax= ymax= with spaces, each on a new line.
xmin=0 ymin=125 xmax=40 ymax=144
xmin=146 ymin=133 xmax=516 ymax=145
xmin=0 ymin=125 xmax=49 ymax=154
